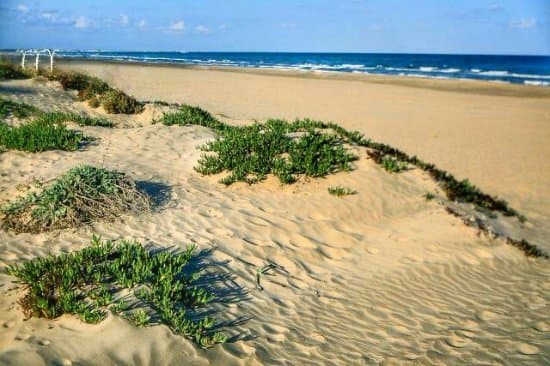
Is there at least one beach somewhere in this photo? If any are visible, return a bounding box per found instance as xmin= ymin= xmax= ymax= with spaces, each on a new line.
xmin=0 ymin=61 xmax=549 ymax=365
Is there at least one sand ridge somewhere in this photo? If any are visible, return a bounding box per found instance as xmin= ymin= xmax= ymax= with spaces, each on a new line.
xmin=0 ymin=76 xmax=549 ymax=365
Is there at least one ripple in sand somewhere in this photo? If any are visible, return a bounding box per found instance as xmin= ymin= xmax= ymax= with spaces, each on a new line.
xmin=533 ymin=321 xmax=549 ymax=332
xmin=517 ymin=343 xmax=539 ymax=355
xmin=445 ymin=334 xmax=470 ymax=348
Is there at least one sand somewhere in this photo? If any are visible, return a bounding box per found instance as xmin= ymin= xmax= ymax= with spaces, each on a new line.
xmin=0 ymin=65 xmax=549 ymax=365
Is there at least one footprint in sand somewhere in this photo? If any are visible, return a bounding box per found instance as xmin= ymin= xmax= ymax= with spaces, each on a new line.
xmin=3 ymin=321 xmax=15 ymax=328
xmin=38 ymin=339 xmax=50 ymax=346
xmin=517 ymin=343 xmax=539 ymax=355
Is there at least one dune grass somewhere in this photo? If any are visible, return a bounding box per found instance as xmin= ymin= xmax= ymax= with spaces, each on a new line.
xmin=5 ymin=235 xmax=227 ymax=348
xmin=0 ymin=118 xmax=86 ymax=152
xmin=328 ymin=186 xmax=356 ymax=197
xmin=0 ymin=98 xmax=41 ymax=119
xmin=35 ymin=111 xmax=114 ymax=128
xmin=195 ymin=119 xmax=357 ymax=185
xmin=1 ymin=165 xmax=151 ymax=233
xmin=158 ymin=104 xmax=228 ymax=131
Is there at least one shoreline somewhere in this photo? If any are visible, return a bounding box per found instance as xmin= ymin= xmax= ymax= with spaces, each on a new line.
xmin=2 ymin=51 xmax=549 ymax=98
xmin=56 ymin=57 xmax=550 ymax=98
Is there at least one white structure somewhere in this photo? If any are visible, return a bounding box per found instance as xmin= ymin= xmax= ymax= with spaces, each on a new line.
xmin=34 ymin=52 xmax=41 ymax=72
xmin=19 ymin=49 xmax=57 ymax=72
xmin=20 ymin=50 xmax=29 ymax=69
xmin=43 ymin=49 xmax=58 ymax=72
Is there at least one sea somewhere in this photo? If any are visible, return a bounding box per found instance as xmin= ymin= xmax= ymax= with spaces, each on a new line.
xmin=52 ymin=51 xmax=550 ymax=86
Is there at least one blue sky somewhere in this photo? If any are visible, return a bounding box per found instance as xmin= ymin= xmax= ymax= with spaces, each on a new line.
xmin=0 ymin=0 xmax=548 ymax=55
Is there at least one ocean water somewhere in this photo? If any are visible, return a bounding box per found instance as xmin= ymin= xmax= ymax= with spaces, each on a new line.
xmin=57 ymin=51 xmax=550 ymax=86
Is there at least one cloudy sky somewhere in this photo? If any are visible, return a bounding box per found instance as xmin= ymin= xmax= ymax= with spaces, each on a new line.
xmin=0 ymin=0 xmax=548 ymax=55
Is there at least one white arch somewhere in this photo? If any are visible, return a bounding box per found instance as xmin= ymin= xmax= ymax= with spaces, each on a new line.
xmin=42 ymin=49 xmax=59 ymax=73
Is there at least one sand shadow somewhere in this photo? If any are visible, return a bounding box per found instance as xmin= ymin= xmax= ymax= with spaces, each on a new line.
xmin=0 ymin=84 xmax=38 ymax=95
xmin=135 ymin=180 xmax=172 ymax=208
xmin=121 ymin=245 xmax=253 ymax=343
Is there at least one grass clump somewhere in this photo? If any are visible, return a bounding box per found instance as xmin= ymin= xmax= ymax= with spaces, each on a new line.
xmin=1 ymin=165 xmax=150 ymax=233
xmin=5 ymin=235 xmax=228 ymax=348
xmin=328 ymin=186 xmax=356 ymax=197
xmin=0 ymin=98 xmax=41 ymax=119
xmin=101 ymin=89 xmax=144 ymax=114
xmin=195 ymin=119 xmax=356 ymax=185
xmin=379 ymin=155 xmax=408 ymax=173
xmin=36 ymin=111 xmax=114 ymax=128
xmin=159 ymin=104 xmax=227 ymax=131
xmin=0 ymin=119 xmax=86 ymax=152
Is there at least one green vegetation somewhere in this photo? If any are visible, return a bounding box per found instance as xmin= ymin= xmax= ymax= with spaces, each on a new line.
xmin=0 ymin=119 xmax=86 ymax=152
xmin=47 ymin=69 xmax=143 ymax=114
xmin=0 ymin=59 xmax=32 ymax=80
xmin=0 ymin=98 xmax=40 ymax=119
xmin=1 ymin=166 xmax=150 ymax=233
xmin=157 ymin=106 xmax=522 ymax=219
xmin=36 ymin=111 xmax=114 ymax=128
xmin=379 ymin=155 xmax=408 ymax=173
xmin=328 ymin=186 xmax=356 ymax=197
xmin=195 ymin=119 xmax=356 ymax=185
xmin=158 ymin=104 xmax=227 ymax=131
xmin=424 ymin=192 xmax=436 ymax=201
xmin=101 ymin=89 xmax=144 ymax=114
xmin=5 ymin=235 xmax=228 ymax=347
xmin=0 ymin=97 xmax=113 ymax=127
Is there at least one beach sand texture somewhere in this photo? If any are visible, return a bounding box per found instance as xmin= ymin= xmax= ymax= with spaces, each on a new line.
xmin=0 ymin=66 xmax=549 ymax=365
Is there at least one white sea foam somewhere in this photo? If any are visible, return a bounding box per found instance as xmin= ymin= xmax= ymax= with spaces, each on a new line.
xmin=524 ymin=80 xmax=550 ymax=86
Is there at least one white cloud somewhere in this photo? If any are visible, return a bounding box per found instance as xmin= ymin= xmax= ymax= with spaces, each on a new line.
xmin=137 ymin=19 xmax=147 ymax=28
xmin=195 ymin=25 xmax=209 ymax=34
xmin=170 ymin=20 xmax=185 ymax=31
xmin=510 ymin=17 xmax=536 ymax=29
xmin=17 ymin=4 xmax=29 ymax=13
xmin=74 ymin=16 xmax=89 ymax=29
xmin=40 ymin=12 xmax=57 ymax=21
xmin=120 ymin=14 xmax=129 ymax=27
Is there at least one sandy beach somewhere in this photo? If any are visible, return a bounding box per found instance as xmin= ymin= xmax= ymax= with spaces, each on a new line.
xmin=0 ymin=61 xmax=549 ymax=365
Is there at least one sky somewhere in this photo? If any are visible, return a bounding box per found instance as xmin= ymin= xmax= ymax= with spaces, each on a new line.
xmin=0 ymin=0 xmax=548 ymax=55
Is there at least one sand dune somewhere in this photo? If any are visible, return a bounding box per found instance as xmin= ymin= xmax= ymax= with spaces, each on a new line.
xmin=0 ymin=73 xmax=548 ymax=365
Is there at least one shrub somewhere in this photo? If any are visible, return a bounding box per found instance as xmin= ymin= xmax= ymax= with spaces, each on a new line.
xmin=159 ymin=104 xmax=227 ymax=131
xmin=1 ymin=165 xmax=150 ymax=233
xmin=379 ymin=155 xmax=408 ymax=173
xmin=328 ymin=186 xmax=356 ymax=197
xmin=0 ymin=119 xmax=86 ymax=152
xmin=195 ymin=120 xmax=356 ymax=185
xmin=5 ymin=235 xmax=228 ymax=348
xmin=0 ymin=98 xmax=40 ymax=119
xmin=52 ymin=71 xmax=91 ymax=91
xmin=101 ymin=89 xmax=144 ymax=114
